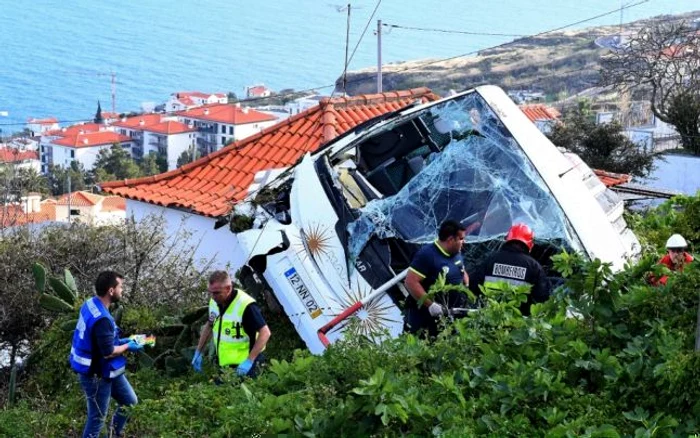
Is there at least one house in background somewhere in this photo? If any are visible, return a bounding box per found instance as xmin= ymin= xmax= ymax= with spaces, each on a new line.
xmin=141 ymin=121 xmax=197 ymax=170
xmin=165 ymin=91 xmax=228 ymax=113
xmin=245 ymin=84 xmax=272 ymax=99
xmin=26 ymin=118 xmax=59 ymax=136
xmin=43 ymin=130 xmax=134 ymax=171
xmin=100 ymin=88 xmax=440 ymax=270
xmin=0 ymin=148 xmax=41 ymax=172
xmin=177 ymin=103 xmax=278 ymax=154
xmin=520 ymin=104 xmax=561 ymax=134
xmin=1 ymin=192 xmax=126 ymax=230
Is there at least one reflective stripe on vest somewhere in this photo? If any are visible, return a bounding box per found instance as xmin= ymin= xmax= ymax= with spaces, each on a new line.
xmin=484 ymin=275 xmax=531 ymax=288
xmin=69 ymin=297 xmax=127 ymax=379
xmin=211 ymin=290 xmax=256 ymax=367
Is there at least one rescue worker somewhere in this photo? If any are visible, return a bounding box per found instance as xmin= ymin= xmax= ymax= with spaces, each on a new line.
xmin=469 ymin=223 xmax=550 ymax=316
xmin=70 ymin=271 xmax=143 ymax=438
xmin=192 ymin=270 xmax=271 ymax=377
xmin=650 ymin=233 xmax=694 ymax=286
xmin=404 ymin=219 xmax=470 ymax=336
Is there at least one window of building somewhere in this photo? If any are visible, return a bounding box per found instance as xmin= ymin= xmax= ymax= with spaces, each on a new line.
xmin=70 ymin=150 xmax=75 ymax=159
xmin=229 ymin=126 xmax=233 ymax=135
xmin=221 ymin=125 xmax=226 ymax=134
xmin=221 ymin=136 xmax=226 ymax=145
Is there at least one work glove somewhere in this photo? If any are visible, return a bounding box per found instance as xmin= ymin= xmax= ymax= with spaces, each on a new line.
xmin=126 ymin=340 xmax=144 ymax=352
xmin=191 ymin=350 xmax=203 ymax=373
xmin=428 ymin=302 xmax=445 ymax=318
xmin=236 ymin=359 xmax=254 ymax=377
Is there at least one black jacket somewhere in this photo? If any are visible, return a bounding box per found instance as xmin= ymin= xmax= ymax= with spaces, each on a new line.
xmin=469 ymin=242 xmax=550 ymax=315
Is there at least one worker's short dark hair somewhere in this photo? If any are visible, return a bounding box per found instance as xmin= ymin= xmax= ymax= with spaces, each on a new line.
xmin=438 ymin=219 xmax=466 ymax=241
xmin=95 ymin=271 xmax=124 ymax=297
xmin=208 ymin=270 xmax=231 ymax=285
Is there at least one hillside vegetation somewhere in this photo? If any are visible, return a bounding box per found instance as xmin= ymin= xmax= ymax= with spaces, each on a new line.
xmin=0 ymin=194 xmax=699 ymax=436
xmin=342 ymin=11 xmax=700 ymax=99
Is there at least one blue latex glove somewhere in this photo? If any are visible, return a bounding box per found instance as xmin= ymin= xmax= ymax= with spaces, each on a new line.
xmin=126 ymin=340 xmax=143 ymax=352
xmin=236 ymin=358 xmax=254 ymax=376
xmin=191 ymin=350 xmax=203 ymax=373
xmin=118 ymin=337 xmax=131 ymax=346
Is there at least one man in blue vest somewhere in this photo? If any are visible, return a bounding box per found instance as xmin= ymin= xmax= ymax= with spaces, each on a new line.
xmin=191 ymin=270 xmax=271 ymax=377
xmin=404 ymin=219 xmax=470 ymax=336
xmin=69 ymin=270 xmax=143 ymax=438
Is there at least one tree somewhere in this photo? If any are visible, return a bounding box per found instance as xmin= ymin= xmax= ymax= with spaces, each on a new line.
xmin=139 ymin=153 xmax=161 ymax=176
xmin=547 ymin=106 xmax=655 ymax=178
xmin=176 ymin=145 xmax=200 ymax=168
xmin=47 ymin=162 xmax=89 ymax=196
xmin=94 ymin=100 xmax=103 ymax=124
xmin=93 ymin=144 xmax=142 ymax=182
xmin=600 ymin=21 xmax=700 ymax=154
xmin=227 ymin=91 xmax=238 ymax=104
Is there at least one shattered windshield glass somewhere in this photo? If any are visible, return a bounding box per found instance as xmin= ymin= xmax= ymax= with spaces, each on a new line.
xmin=347 ymin=91 xmax=583 ymax=267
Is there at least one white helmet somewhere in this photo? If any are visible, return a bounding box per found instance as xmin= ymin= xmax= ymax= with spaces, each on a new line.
xmin=666 ymin=234 xmax=687 ymax=249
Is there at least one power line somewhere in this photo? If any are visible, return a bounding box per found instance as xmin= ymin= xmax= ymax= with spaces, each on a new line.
xmin=0 ymin=0 xmax=651 ymax=128
xmin=347 ymin=0 xmax=383 ymax=66
xmin=383 ymin=24 xmax=526 ymax=37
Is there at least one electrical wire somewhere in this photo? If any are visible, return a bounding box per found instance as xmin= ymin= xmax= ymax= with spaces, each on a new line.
xmin=382 ymin=24 xmax=526 ymax=37
xmin=0 ymin=0 xmax=652 ymax=128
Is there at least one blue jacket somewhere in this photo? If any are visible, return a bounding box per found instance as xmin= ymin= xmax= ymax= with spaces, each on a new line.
xmin=69 ymin=297 xmax=126 ymax=379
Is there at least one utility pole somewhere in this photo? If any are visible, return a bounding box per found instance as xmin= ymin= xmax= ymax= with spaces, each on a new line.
xmin=377 ymin=19 xmax=383 ymax=93
xmin=342 ymin=3 xmax=352 ymax=96
xmin=110 ymin=71 xmax=116 ymax=114
xmin=67 ymin=173 xmax=71 ymax=225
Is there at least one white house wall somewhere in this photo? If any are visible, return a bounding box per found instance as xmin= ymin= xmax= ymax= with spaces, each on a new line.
xmin=126 ymin=200 xmax=246 ymax=271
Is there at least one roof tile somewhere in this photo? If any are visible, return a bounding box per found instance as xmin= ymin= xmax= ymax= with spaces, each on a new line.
xmin=101 ymin=87 xmax=440 ymax=217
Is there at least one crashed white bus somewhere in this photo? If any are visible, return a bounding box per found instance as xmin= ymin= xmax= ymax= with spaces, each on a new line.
xmin=233 ymin=85 xmax=640 ymax=354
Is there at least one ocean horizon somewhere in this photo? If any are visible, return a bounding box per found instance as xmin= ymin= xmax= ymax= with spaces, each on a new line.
xmin=0 ymin=0 xmax=698 ymax=134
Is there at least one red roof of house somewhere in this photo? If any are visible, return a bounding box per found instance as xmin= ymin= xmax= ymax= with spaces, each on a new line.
xmin=176 ymin=91 xmax=226 ymax=100
xmin=178 ymin=104 xmax=277 ymax=125
xmin=56 ymin=191 xmax=103 ymax=207
xmin=0 ymin=148 xmax=39 ymax=162
xmin=143 ymin=121 xmax=197 ymax=135
xmin=45 ymin=123 xmax=105 ymax=137
xmin=520 ymin=104 xmax=561 ymax=122
xmin=102 ymin=196 xmax=127 ymax=212
xmin=101 ymin=88 xmax=439 ymax=217
xmin=0 ymin=202 xmax=57 ymax=228
xmin=593 ymin=169 xmax=632 ymax=188
xmin=27 ymin=117 xmax=58 ymax=124
xmin=53 ymin=131 xmax=133 ymax=148
xmin=112 ymin=114 xmax=163 ymax=130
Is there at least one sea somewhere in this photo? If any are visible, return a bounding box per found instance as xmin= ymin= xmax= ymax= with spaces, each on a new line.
xmin=0 ymin=0 xmax=699 ymax=134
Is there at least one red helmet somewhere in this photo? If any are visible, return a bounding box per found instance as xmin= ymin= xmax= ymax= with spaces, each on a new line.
xmin=506 ymin=223 xmax=534 ymax=251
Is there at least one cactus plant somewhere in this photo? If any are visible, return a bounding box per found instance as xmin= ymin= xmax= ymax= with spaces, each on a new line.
xmin=32 ymin=262 xmax=46 ymax=293
xmin=39 ymin=293 xmax=74 ymax=313
xmin=47 ymin=277 xmax=76 ymax=306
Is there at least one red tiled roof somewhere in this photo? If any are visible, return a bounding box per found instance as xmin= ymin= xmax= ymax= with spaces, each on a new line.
xmin=0 ymin=202 xmax=57 ymax=228
xmin=178 ymin=104 xmax=277 ymax=125
xmin=102 ymin=88 xmax=439 ymax=217
xmin=143 ymin=121 xmax=197 ymax=135
xmin=56 ymin=191 xmax=103 ymax=207
xmin=112 ymin=114 xmax=163 ymax=130
xmin=0 ymin=148 xmax=39 ymax=162
xmin=45 ymin=123 xmax=105 ymax=137
xmin=176 ymin=91 xmax=225 ymax=100
xmin=593 ymin=169 xmax=632 ymax=188
xmin=177 ymin=96 xmax=196 ymax=106
xmin=520 ymin=104 xmax=561 ymax=122
xmin=27 ymin=117 xmax=58 ymax=124
xmin=102 ymin=196 xmax=126 ymax=212
xmin=53 ymin=131 xmax=132 ymax=148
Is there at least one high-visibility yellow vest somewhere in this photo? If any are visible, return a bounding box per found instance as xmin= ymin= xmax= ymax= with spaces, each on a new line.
xmin=210 ymin=290 xmax=256 ymax=367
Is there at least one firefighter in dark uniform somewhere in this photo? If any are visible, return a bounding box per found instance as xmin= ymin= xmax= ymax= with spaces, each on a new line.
xmin=469 ymin=223 xmax=550 ymax=316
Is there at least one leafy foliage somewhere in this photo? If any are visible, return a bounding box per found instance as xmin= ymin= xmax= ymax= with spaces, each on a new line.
xmin=547 ymin=104 xmax=656 ymax=177
xmin=2 ymin=196 xmax=700 ymax=436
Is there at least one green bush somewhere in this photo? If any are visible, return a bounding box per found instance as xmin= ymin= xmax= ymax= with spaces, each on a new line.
xmin=2 ymin=196 xmax=700 ymax=437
